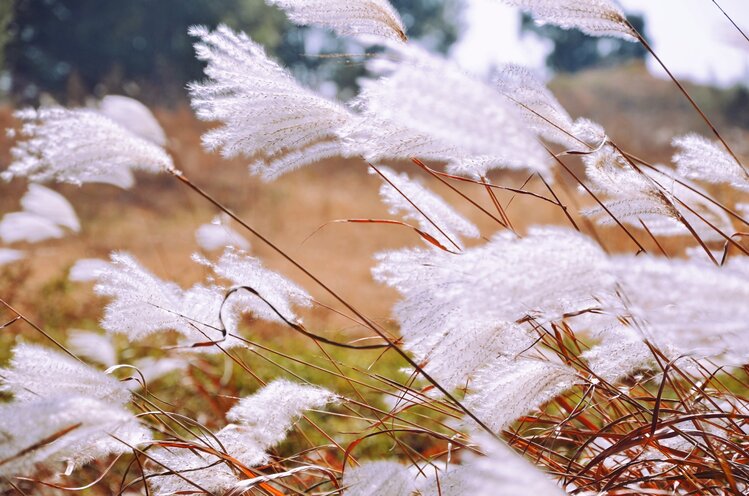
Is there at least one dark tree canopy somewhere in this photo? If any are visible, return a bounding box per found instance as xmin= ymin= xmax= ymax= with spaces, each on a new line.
xmin=4 ymin=0 xmax=461 ymax=104
xmin=521 ymin=13 xmax=648 ymax=73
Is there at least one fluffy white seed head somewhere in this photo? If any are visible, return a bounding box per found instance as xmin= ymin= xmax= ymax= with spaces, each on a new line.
xmin=98 ymin=95 xmax=167 ymax=146
xmin=464 ymin=357 xmax=578 ymax=432
xmin=500 ymin=0 xmax=637 ymax=41
xmin=0 ymin=343 xmax=131 ymax=404
xmin=0 ymin=211 xmax=65 ymax=244
xmin=195 ymin=248 xmax=312 ymax=325
xmin=0 ymin=396 xmax=150 ymax=479
xmin=672 ymin=133 xmax=749 ymax=192
xmin=496 ymin=65 xmax=580 ymax=149
xmin=67 ymin=330 xmax=118 ymax=367
xmin=69 ymin=257 xmax=111 ymax=282
xmin=189 ymin=24 xmax=352 ymax=181
xmin=342 ymin=461 xmax=417 ymax=496
xmin=0 ymin=248 xmax=24 ymax=266
xmin=21 ymin=183 xmax=80 ymax=232
xmin=375 ymin=166 xmax=480 ymax=250
xmin=3 ymin=107 xmax=173 ymax=187
xmin=266 ymin=0 xmax=407 ymax=42
xmin=344 ymin=45 xmax=550 ymax=178
xmin=195 ymin=215 xmax=250 ymax=251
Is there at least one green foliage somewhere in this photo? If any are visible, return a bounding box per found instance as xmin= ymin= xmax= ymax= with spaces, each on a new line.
xmin=5 ymin=0 xmax=461 ymax=104
xmin=522 ymin=13 xmax=647 ymax=73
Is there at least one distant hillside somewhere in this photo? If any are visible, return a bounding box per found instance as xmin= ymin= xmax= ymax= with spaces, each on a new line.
xmin=550 ymin=62 xmax=749 ymax=163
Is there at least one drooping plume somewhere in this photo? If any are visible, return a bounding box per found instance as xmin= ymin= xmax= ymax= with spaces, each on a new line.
xmin=672 ymin=133 xmax=749 ymax=192
xmin=98 ymin=95 xmax=167 ymax=146
xmin=195 ymin=247 xmax=312 ymax=325
xmin=0 ymin=396 xmax=150 ymax=480
xmin=344 ymin=45 xmax=550 ymax=178
xmin=0 ymin=343 xmax=131 ymax=405
xmin=375 ymin=165 xmax=480 ymax=250
xmin=68 ymin=330 xmax=118 ymax=367
xmin=3 ymin=108 xmax=173 ymax=188
xmin=582 ymin=145 xmax=733 ymax=243
xmin=374 ymin=228 xmax=610 ymax=392
xmin=499 ymin=0 xmax=637 ymax=41
xmin=148 ymin=380 xmax=335 ymax=495
xmin=266 ymin=0 xmax=407 ymax=42
xmin=195 ymin=214 xmax=251 ymax=251
xmin=20 ymin=183 xmax=80 ymax=232
xmin=189 ymin=24 xmax=353 ymax=181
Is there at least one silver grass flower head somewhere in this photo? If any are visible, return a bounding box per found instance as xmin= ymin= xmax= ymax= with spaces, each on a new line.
xmin=0 ymin=248 xmax=24 ymax=266
xmin=500 ymin=0 xmax=637 ymax=41
xmin=188 ymin=24 xmax=353 ymax=181
xmin=0 ymin=343 xmax=131 ymax=404
xmin=68 ymin=330 xmax=118 ymax=367
xmin=495 ymin=64 xmax=580 ymax=149
xmin=195 ymin=247 xmax=312 ymax=325
xmin=453 ymin=433 xmax=566 ymax=495
xmin=582 ymin=148 xmax=734 ymax=243
xmin=374 ymin=227 xmax=613 ymax=328
xmin=148 ymin=380 xmax=335 ymax=495
xmin=21 ymin=183 xmax=80 ymax=232
xmin=0 ymin=211 xmax=66 ymax=244
xmin=265 ymin=0 xmax=407 ymax=42
xmin=673 ymin=133 xmax=749 ymax=192
xmin=608 ymin=255 xmax=749 ymax=365
xmin=464 ymin=357 xmax=578 ymax=432
xmin=0 ymin=396 xmax=150 ymax=479
xmin=98 ymin=94 xmax=167 ymax=146
xmin=375 ymin=165 xmax=480 ymax=250
xmin=580 ymin=326 xmax=652 ymax=384
xmin=195 ymin=214 xmax=250 ymax=251
xmin=69 ymin=257 xmax=110 ymax=282
xmin=344 ymin=44 xmax=550 ymax=179
xmin=342 ymin=461 xmax=417 ymax=496
xmin=2 ymin=107 xmax=174 ymax=188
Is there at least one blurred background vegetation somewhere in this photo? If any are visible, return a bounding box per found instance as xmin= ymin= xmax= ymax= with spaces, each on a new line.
xmin=0 ymin=0 xmax=675 ymax=105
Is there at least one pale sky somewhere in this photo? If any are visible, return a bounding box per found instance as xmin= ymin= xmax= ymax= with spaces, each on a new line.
xmin=452 ymin=0 xmax=749 ymax=87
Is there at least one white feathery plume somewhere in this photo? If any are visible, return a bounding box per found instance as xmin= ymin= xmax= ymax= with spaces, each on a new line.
xmin=68 ymin=330 xmax=118 ymax=367
xmin=94 ymin=252 xmax=250 ymax=347
xmin=148 ymin=380 xmax=335 ymax=495
xmin=581 ymin=326 xmax=652 ymax=384
xmin=94 ymin=252 xmax=186 ymax=340
xmin=131 ymin=356 xmax=188 ymax=384
xmin=0 ymin=211 xmax=65 ymax=244
xmin=375 ymin=166 xmax=480 ymax=250
xmin=464 ymin=357 xmax=578 ymax=432
xmin=21 ymin=183 xmax=80 ymax=232
xmin=265 ymin=0 xmax=407 ymax=42
xmin=69 ymin=257 xmax=110 ymax=282
xmin=607 ymin=255 xmax=749 ymax=365
xmin=374 ymin=227 xmax=609 ymax=392
xmin=342 ymin=461 xmax=416 ymax=496
xmin=0 ymin=248 xmax=24 ymax=266
xmin=188 ymin=24 xmax=353 ymax=181
xmin=582 ymin=146 xmax=733 ymax=242
xmin=499 ymin=0 xmax=637 ymax=41
xmin=98 ymin=95 xmax=167 ymax=146
xmin=495 ymin=64 xmax=581 ymax=149
xmin=672 ymin=133 xmax=749 ymax=192
xmin=0 ymin=343 xmax=131 ymax=404
xmin=195 ymin=214 xmax=250 ymax=251
xmin=225 ymin=379 xmax=337 ymax=450
xmin=0 ymin=396 xmax=150 ymax=479
xmin=446 ymin=434 xmax=565 ymax=496
xmin=2 ymin=107 xmax=173 ymax=188
xmin=195 ymin=248 xmax=312 ymax=325
xmin=344 ymin=45 xmax=550 ymax=179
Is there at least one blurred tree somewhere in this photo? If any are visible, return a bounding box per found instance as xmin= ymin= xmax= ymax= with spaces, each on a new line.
xmin=5 ymin=0 xmax=461 ymax=104
xmin=521 ymin=13 xmax=648 ymax=73
xmin=0 ymin=0 xmax=15 ymax=72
